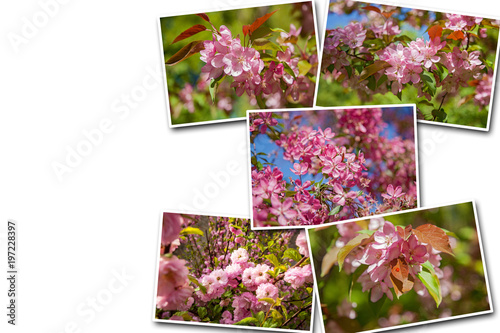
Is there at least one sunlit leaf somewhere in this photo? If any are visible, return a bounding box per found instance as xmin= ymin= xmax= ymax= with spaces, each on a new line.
xmin=234 ymin=317 xmax=259 ymax=325
xmin=265 ymin=253 xmax=280 ymax=267
xmin=428 ymin=25 xmax=443 ymax=40
xmin=298 ymin=60 xmax=313 ymax=76
xmin=418 ymin=270 xmax=442 ymax=307
xmin=181 ymin=227 xmax=204 ymax=236
xmin=258 ymin=297 xmax=276 ymax=305
xmin=389 ymin=257 xmax=414 ymax=298
xmin=414 ymin=224 xmax=454 ymax=256
xmin=448 ymin=30 xmax=465 ymax=40
xmin=328 ymin=205 xmax=342 ymax=216
xmin=338 ymin=234 xmax=372 ymax=271
xmin=284 ymin=248 xmax=302 ymax=262
xmin=358 ymin=60 xmax=391 ymax=82
xmin=321 ymin=246 xmax=339 ymax=277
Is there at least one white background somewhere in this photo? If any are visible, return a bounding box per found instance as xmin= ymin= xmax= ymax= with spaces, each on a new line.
xmin=0 ymin=0 xmax=498 ymax=332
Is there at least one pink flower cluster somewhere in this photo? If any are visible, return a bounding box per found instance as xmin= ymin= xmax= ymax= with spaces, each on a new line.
xmin=474 ymin=72 xmax=493 ymax=107
xmin=157 ymin=213 xmax=195 ymax=311
xmin=378 ymin=38 xmax=446 ymax=94
xmin=200 ymin=25 xmax=264 ymax=97
xmin=338 ymin=221 xmax=446 ymax=303
xmin=284 ymin=264 xmax=313 ymax=289
xmin=445 ymin=14 xmax=482 ymax=32
xmin=199 ymin=25 xmax=315 ymax=105
xmin=439 ymin=47 xmax=485 ymax=94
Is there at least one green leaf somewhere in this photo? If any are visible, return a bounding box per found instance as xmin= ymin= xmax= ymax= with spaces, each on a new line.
xmin=367 ymin=75 xmax=377 ymax=91
xmin=188 ymin=275 xmax=207 ymax=294
xmin=377 ymin=74 xmax=388 ymax=88
xmin=368 ymin=293 xmax=386 ymax=316
xmin=345 ymin=65 xmax=352 ymax=78
xmin=197 ymin=307 xmax=208 ymax=319
xmin=432 ymin=108 xmax=447 ymax=122
xmin=283 ymin=248 xmax=302 ymax=262
xmin=252 ymin=38 xmax=282 ymax=52
xmin=349 ymin=265 xmax=368 ymax=301
xmin=421 ymin=72 xmax=436 ymax=96
xmin=418 ymin=270 xmax=442 ymax=307
xmin=180 ymin=227 xmax=204 ymax=236
xmin=234 ymin=317 xmax=260 ymax=326
xmin=282 ymin=61 xmax=297 ymax=79
xmin=338 ymin=234 xmax=372 ymax=271
xmin=329 ymin=205 xmax=342 ymax=216
xmin=298 ymin=59 xmax=312 ymax=76
xmin=250 ymin=26 xmax=273 ymax=41
xmin=172 ymin=311 xmax=192 ymax=321
xmin=357 ymin=229 xmax=376 ymax=235
xmin=209 ymin=79 xmax=218 ymax=103
xmin=265 ymin=253 xmax=280 ymax=267
xmin=256 ymin=311 xmax=265 ymax=325
xmin=258 ymin=297 xmax=276 ymax=305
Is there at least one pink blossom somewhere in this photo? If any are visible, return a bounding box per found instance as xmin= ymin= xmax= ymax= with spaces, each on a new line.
xmin=270 ymin=196 xmax=298 ymax=225
xmin=162 ymin=213 xmax=183 ymax=248
xmin=156 ymin=256 xmax=192 ymax=310
xmin=382 ymin=184 xmax=405 ymax=200
xmin=296 ymin=230 xmax=309 ymax=257
xmin=230 ymin=248 xmax=249 ymax=264
xmin=256 ymin=283 xmax=279 ymax=300
xmin=290 ymin=162 xmax=309 ymax=176
xmin=284 ymin=267 xmax=306 ymax=289
xmin=251 ymin=264 xmax=270 ymax=285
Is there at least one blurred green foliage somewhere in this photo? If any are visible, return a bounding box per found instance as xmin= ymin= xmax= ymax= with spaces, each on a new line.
xmin=308 ymin=202 xmax=490 ymax=332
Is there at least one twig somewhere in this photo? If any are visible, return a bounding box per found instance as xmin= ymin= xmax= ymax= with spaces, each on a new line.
xmin=347 ymin=52 xmax=369 ymax=61
xmin=274 ymin=256 xmax=308 ymax=283
xmin=438 ymin=92 xmax=448 ymax=111
xmin=281 ymin=303 xmax=312 ymax=327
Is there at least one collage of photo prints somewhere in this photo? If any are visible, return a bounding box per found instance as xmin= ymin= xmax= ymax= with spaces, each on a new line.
xmin=155 ymin=1 xmax=494 ymax=333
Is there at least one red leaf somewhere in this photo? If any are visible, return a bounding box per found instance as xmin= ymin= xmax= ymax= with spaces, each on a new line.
xmin=389 ymin=257 xmax=414 ymax=298
xmin=196 ymin=13 xmax=211 ymax=23
xmin=362 ymin=5 xmax=381 ymax=14
xmin=428 ymin=25 xmax=443 ymax=40
xmin=447 ymin=30 xmax=465 ymax=40
xmin=414 ymin=224 xmax=454 ymax=256
xmin=381 ymin=10 xmax=397 ymax=19
xmin=396 ymin=225 xmax=413 ymax=240
xmin=165 ymin=40 xmax=205 ymax=66
xmin=172 ymin=24 xmax=208 ymax=44
xmin=242 ymin=10 xmax=278 ymax=37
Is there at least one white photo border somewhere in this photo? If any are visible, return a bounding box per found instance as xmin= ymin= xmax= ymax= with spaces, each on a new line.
xmin=152 ymin=208 xmax=317 ymax=333
xmin=247 ymin=103 xmax=420 ymax=231
xmin=157 ymin=0 xmax=322 ymax=128
xmin=304 ymin=200 xmax=494 ymax=333
xmin=313 ymin=0 xmax=500 ymax=132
